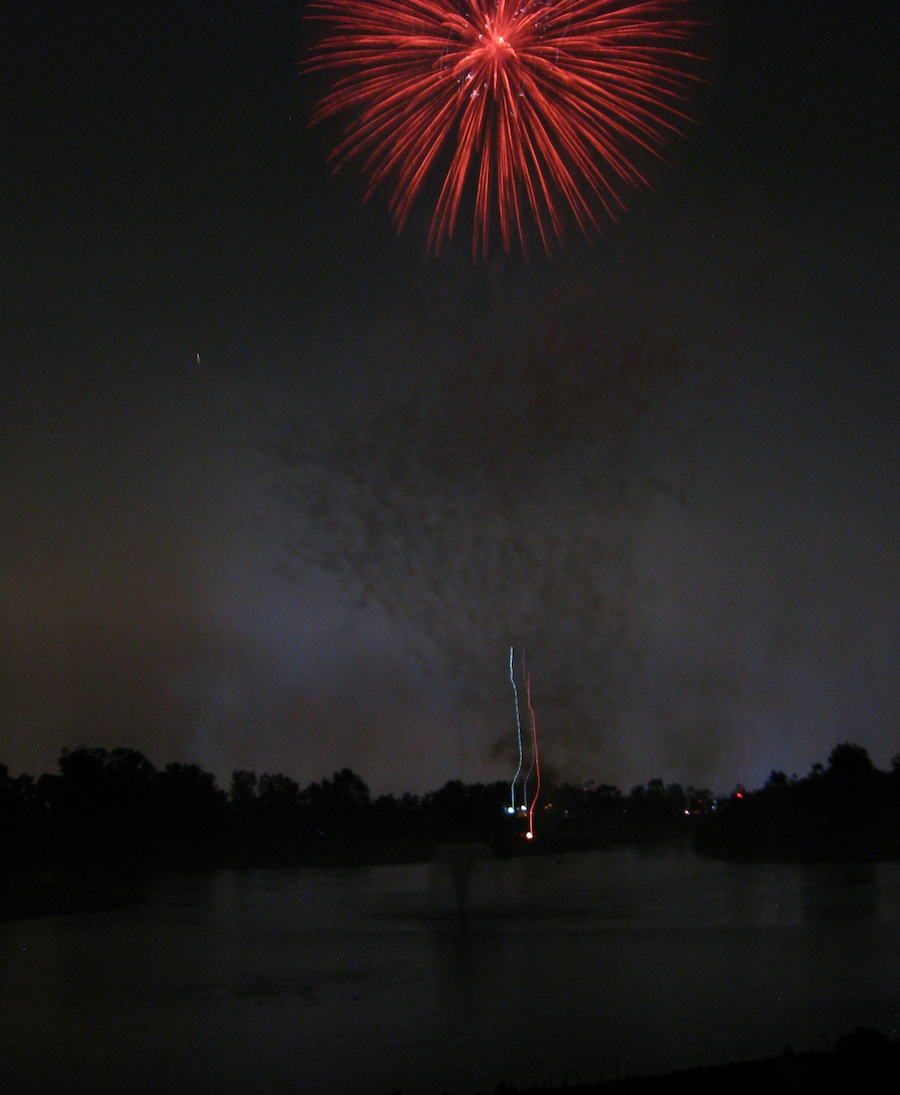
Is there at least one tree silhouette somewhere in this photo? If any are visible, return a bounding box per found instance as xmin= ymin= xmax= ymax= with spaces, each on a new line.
xmin=826 ymin=742 xmax=877 ymax=785
xmin=697 ymin=743 xmax=900 ymax=861
xmin=301 ymin=768 xmax=371 ymax=838
xmin=6 ymin=741 xmax=900 ymax=872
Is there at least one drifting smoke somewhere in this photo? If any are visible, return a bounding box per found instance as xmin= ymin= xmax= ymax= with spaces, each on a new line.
xmin=265 ymin=262 xmax=714 ymax=783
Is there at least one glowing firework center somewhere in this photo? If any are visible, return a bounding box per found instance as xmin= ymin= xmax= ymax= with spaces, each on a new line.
xmin=306 ymin=0 xmax=706 ymax=259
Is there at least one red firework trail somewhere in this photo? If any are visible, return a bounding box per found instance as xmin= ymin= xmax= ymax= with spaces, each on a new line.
xmin=304 ymin=0 xmax=706 ymax=259
xmin=525 ymin=671 xmax=541 ymax=838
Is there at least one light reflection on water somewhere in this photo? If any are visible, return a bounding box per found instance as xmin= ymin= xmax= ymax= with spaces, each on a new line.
xmin=2 ymin=842 xmax=900 ymax=1094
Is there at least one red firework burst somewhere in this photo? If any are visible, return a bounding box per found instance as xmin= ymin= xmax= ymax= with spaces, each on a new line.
xmin=305 ymin=0 xmax=705 ymax=259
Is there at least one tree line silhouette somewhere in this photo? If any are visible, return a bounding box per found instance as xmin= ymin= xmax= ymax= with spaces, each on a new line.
xmin=695 ymin=743 xmax=900 ymax=861
xmin=3 ymin=741 xmax=899 ymax=872
xmin=1 ymin=746 xmax=714 ymax=871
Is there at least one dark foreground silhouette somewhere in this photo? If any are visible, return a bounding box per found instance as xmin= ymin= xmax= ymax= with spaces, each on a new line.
xmin=473 ymin=1027 xmax=899 ymax=1094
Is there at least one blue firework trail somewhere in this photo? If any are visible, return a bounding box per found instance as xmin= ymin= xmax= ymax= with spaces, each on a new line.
xmin=508 ymin=645 xmax=525 ymax=813
xmin=507 ymin=645 xmax=541 ymax=833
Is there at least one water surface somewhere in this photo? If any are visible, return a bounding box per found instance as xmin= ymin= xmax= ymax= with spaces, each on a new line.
xmin=3 ymin=842 xmax=899 ymax=1094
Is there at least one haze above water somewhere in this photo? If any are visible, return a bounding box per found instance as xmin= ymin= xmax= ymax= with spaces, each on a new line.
xmin=4 ymin=843 xmax=900 ymax=1094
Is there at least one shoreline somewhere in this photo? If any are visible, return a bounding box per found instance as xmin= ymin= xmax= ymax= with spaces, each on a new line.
xmin=503 ymin=1028 xmax=898 ymax=1093
xmin=0 ymin=874 xmax=148 ymax=921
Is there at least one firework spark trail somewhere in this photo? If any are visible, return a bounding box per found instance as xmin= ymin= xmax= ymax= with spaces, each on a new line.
xmin=509 ymin=645 xmax=525 ymax=813
xmin=520 ymin=652 xmax=536 ymax=794
xmin=305 ymin=0 xmax=706 ymax=259
xmin=525 ymin=670 xmax=541 ymax=838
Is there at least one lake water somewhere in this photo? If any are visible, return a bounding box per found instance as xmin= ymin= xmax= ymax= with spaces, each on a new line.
xmin=3 ymin=841 xmax=900 ymax=1094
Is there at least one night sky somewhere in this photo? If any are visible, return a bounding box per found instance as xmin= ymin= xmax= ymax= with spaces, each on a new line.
xmin=3 ymin=1 xmax=898 ymax=796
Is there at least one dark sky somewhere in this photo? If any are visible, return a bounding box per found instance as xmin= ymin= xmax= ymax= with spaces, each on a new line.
xmin=3 ymin=1 xmax=898 ymax=795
